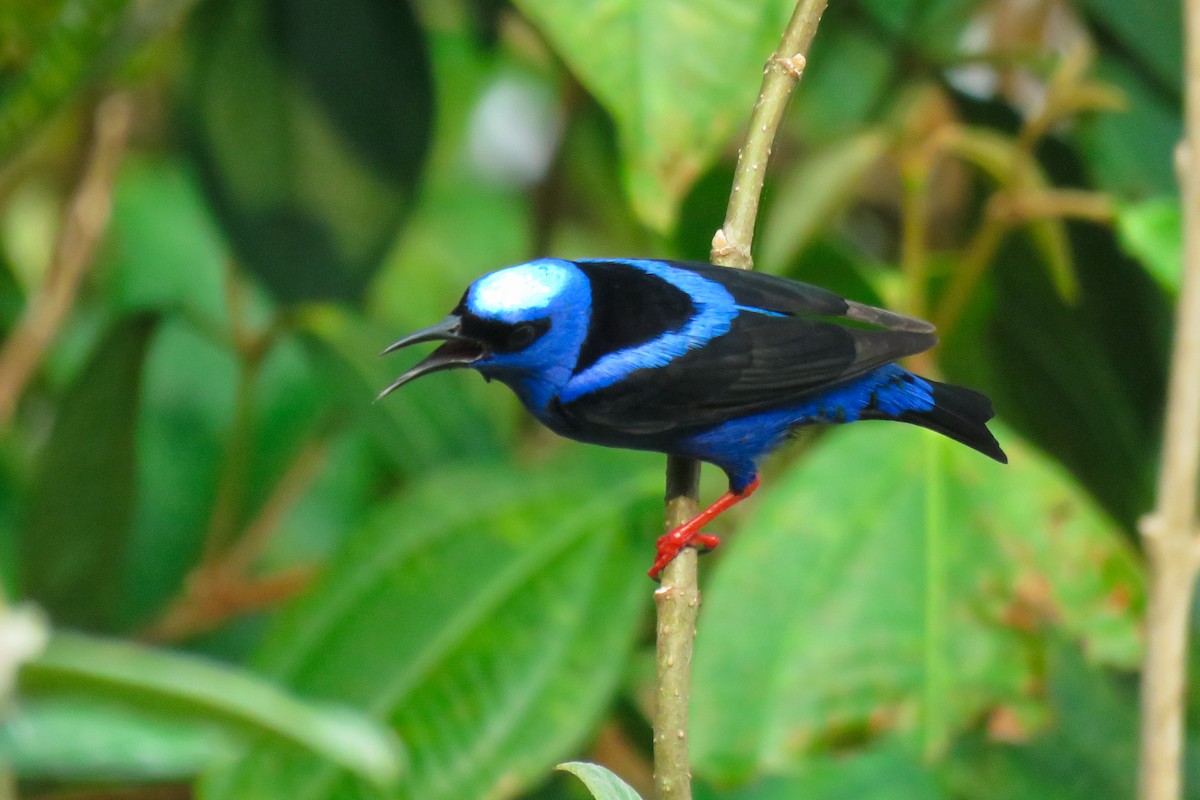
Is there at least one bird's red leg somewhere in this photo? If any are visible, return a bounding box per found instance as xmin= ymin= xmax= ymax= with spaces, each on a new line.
xmin=649 ymin=477 xmax=761 ymax=579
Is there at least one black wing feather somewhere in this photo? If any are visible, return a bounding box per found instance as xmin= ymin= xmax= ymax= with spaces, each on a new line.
xmin=660 ymin=261 xmax=935 ymax=334
xmin=559 ymin=261 xmax=937 ymax=435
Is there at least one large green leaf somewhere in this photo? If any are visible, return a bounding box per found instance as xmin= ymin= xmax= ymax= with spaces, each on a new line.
xmin=19 ymin=313 xmax=159 ymax=631
xmin=17 ymin=633 xmax=402 ymax=785
xmin=368 ymin=26 xmax=540 ymax=323
xmin=691 ymin=425 xmax=1142 ymax=781
xmin=1075 ymin=58 xmax=1180 ymax=199
xmin=1077 ymin=0 xmax=1181 ymax=93
xmin=101 ymin=157 xmax=228 ymax=324
xmin=118 ymin=318 xmax=330 ymax=631
xmin=941 ymin=229 xmax=1170 ymax=533
xmin=945 ymin=644 xmax=1137 ymax=800
xmin=695 ymin=742 xmax=946 ymax=800
xmin=511 ymin=0 xmax=794 ymax=232
xmin=0 ymin=697 xmax=235 ymax=781
xmin=204 ymin=455 xmax=659 ymax=800
xmin=180 ymin=0 xmax=432 ymax=304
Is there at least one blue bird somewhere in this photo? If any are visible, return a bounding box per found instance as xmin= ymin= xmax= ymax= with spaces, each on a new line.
xmin=380 ymin=258 xmax=1006 ymax=578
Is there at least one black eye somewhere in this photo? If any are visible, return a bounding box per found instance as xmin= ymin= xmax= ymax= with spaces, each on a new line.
xmin=509 ymin=323 xmax=538 ymax=350
xmin=459 ymin=312 xmax=549 ymax=353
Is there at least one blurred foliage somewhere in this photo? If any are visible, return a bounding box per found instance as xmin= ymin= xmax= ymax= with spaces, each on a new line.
xmin=0 ymin=0 xmax=1184 ymax=798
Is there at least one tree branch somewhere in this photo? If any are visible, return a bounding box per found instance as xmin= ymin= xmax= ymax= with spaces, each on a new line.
xmin=141 ymin=429 xmax=330 ymax=643
xmin=1136 ymin=0 xmax=1200 ymax=797
xmin=653 ymin=3 xmax=828 ymax=799
xmin=0 ymin=93 xmax=132 ymax=429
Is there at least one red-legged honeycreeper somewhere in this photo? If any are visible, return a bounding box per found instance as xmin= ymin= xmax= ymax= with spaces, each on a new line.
xmin=380 ymin=258 xmax=1007 ymax=578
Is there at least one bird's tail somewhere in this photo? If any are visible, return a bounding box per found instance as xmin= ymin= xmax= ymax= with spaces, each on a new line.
xmin=863 ymin=375 xmax=1008 ymax=464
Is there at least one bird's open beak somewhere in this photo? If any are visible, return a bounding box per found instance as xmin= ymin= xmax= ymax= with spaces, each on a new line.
xmin=377 ymin=315 xmax=486 ymax=400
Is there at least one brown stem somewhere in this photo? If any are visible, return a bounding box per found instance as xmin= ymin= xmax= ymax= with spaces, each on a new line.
xmin=997 ymin=188 xmax=1115 ymax=223
xmin=653 ymin=3 xmax=828 ymax=799
xmin=140 ymin=563 xmax=315 ymax=644
xmin=1136 ymin=0 xmax=1200 ymax=796
xmin=142 ymin=430 xmax=331 ymax=643
xmin=933 ymin=44 xmax=1106 ymax=338
xmin=222 ymin=433 xmax=331 ymax=576
xmin=932 ymin=203 xmax=1008 ymax=336
xmin=710 ymin=0 xmax=828 ymax=272
xmin=0 ymin=93 xmax=133 ymax=428
xmin=200 ymin=274 xmax=285 ymax=563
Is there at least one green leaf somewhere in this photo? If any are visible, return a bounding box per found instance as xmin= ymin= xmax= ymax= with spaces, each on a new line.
xmin=557 ymin=761 xmax=645 ymax=800
xmin=511 ymin=0 xmax=794 ymax=232
xmin=367 ymin=25 xmax=544 ymax=321
xmin=1075 ymin=59 xmax=1180 ymax=198
xmin=0 ymin=0 xmax=132 ymax=158
xmin=695 ymin=742 xmax=946 ymax=800
xmin=115 ymin=317 xmax=235 ymax=627
xmin=205 ymin=455 xmax=658 ymax=800
xmin=180 ymin=0 xmax=432 ymax=304
xmin=19 ymin=633 xmax=404 ymax=785
xmin=691 ymin=425 xmax=1142 ymax=781
xmin=946 ymin=644 xmax=1137 ymax=800
xmin=787 ymin=15 xmax=896 ymax=144
xmin=759 ymin=130 xmax=889 ymax=273
xmin=1076 ymin=0 xmax=1181 ymax=92
xmin=0 ymin=697 xmax=236 ymax=781
xmin=19 ymin=313 xmax=159 ymax=631
xmin=940 ymin=229 xmax=1169 ymax=533
xmin=1116 ymin=196 xmax=1181 ymax=293
xmin=101 ymin=157 xmax=228 ymax=323
xmin=117 ymin=317 xmax=331 ymax=630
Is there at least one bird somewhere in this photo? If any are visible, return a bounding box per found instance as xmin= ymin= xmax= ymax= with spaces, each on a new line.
xmin=379 ymin=258 xmax=1007 ymax=579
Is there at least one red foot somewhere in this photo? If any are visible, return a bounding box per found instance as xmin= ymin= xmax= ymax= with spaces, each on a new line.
xmin=648 ymin=477 xmax=760 ymax=580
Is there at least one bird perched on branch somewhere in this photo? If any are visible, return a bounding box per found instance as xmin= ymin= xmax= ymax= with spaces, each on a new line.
xmin=380 ymin=258 xmax=1006 ymax=579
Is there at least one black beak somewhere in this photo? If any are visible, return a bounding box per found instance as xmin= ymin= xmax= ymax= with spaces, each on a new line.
xmin=377 ymin=315 xmax=485 ymax=400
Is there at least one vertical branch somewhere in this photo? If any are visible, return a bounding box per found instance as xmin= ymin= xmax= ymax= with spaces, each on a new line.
xmin=653 ymin=3 xmax=828 ymax=799
xmin=654 ymin=458 xmax=701 ymax=800
xmin=1136 ymin=1 xmax=1200 ymax=798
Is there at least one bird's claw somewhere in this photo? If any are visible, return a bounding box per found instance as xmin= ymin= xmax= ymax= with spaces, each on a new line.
xmin=646 ymin=478 xmax=761 ymax=580
xmin=648 ymin=526 xmax=722 ymax=580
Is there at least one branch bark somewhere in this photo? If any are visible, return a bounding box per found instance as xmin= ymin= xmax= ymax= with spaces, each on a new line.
xmin=1136 ymin=0 xmax=1200 ymax=798
xmin=653 ymin=3 xmax=828 ymax=799
xmin=0 ymin=93 xmax=133 ymax=428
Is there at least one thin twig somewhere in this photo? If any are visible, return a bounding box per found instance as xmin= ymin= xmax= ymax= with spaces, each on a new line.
xmin=141 ymin=431 xmax=331 ymax=643
xmin=140 ymin=564 xmax=315 ymax=644
xmin=222 ymin=433 xmax=332 ymax=577
xmin=709 ymin=1 xmax=828 ymax=273
xmin=0 ymin=93 xmax=133 ymax=428
xmin=934 ymin=44 xmax=1111 ymax=338
xmin=653 ymin=3 xmax=828 ymax=799
xmin=199 ymin=272 xmax=285 ymax=563
xmin=1136 ymin=0 xmax=1200 ymax=796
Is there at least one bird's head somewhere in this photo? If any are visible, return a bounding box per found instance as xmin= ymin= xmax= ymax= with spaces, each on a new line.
xmin=379 ymin=259 xmax=590 ymax=408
